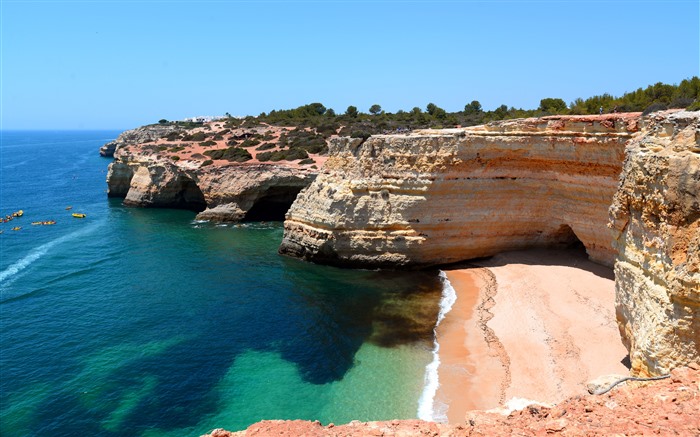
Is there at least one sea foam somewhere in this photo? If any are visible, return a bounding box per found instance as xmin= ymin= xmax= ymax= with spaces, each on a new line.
xmin=0 ymin=224 xmax=100 ymax=296
xmin=417 ymin=270 xmax=457 ymax=422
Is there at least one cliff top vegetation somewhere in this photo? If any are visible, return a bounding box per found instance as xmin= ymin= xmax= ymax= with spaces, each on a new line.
xmin=152 ymin=77 xmax=699 ymax=138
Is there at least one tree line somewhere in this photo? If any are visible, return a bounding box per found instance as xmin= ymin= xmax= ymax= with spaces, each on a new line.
xmin=165 ymin=77 xmax=699 ymax=137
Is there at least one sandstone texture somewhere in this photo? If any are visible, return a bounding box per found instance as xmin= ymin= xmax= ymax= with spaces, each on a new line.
xmin=280 ymin=114 xmax=640 ymax=268
xmin=105 ymin=122 xmax=323 ymax=222
xmin=202 ymin=365 xmax=700 ymax=436
xmin=609 ymin=110 xmax=700 ymax=376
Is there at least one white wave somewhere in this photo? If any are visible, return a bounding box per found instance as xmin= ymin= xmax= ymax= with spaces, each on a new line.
xmin=0 ymin=223 xmax=100 ymax=289
xmin=2 ymin=159 xmax=32 ymax=169
xmin=417 ymin=271 xmax=457 ymax=422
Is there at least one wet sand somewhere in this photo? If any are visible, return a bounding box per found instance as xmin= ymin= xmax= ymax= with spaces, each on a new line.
xmin=436 ymin=248 xmax=630 ymax=423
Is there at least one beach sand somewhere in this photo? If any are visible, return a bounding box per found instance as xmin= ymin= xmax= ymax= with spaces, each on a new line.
xmin=436 ymin=248 xmax=629 ymax=423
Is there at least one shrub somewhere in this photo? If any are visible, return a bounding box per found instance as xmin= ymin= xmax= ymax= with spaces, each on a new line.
xmin=669 ymin=97 xmax=695 ymax=108
xmin=162 ymin=132 xmax=182 ymax=141
xmin=256 ymin=142 xmax=276 ymax=151
xmin=171 ymin=155 xmax=180 ymax=161
xmin=257 ymin=148 xmax=309 ymax=162
xmin=199 ymin=140 xmax=217 ymax=148
xmin=298 ymin=158 xmax=315 ymax=165
xmin=203 ymin=147 xmax=252 ymax=162
xmin=182 ymin=132 xmax=207 ymax=142
xmin=240 ymin=138 xmax=261 ymax=148
xmin=642 ymin=102 xmax=668 ymax=115
xmin=687 ymin=100 xmax=700 ymax=111
xmin=350 ymin=130 xmax=371 ymax=140
xmin=201 ymin=159 xmax=214 ymax=166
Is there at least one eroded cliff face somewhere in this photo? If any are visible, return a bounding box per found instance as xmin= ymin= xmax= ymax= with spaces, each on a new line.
xmin=107 ymin=147 xmax=315 ymax=221
xmin=610 ymin=110 xmax=700 ymax=376
xmin=280 ymin=114 xmax=640 ymax=268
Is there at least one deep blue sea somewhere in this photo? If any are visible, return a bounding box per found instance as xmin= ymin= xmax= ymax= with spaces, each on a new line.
xmin=0 ymin=131 xmax=446 ymax=436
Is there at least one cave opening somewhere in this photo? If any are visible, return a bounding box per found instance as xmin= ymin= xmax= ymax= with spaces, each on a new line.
xmin=175 ymin=177 xmax=207 ymax=212
xmin=242 ymin=186 xmax=305 ymax=222
xmin=551 ymin=224 xmax=586 ymax=253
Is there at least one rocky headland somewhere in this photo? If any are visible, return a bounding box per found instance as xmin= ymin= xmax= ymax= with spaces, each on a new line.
xmin=104 ymin=121 xmax=325 ymax=222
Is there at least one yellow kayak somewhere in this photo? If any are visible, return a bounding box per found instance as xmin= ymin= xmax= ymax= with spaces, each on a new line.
xmin=72 ymin=213 xmax=86 ymax=218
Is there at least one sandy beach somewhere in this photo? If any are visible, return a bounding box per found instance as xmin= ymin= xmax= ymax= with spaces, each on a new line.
xmin=435 ymin=248 xmax=629 ymax=423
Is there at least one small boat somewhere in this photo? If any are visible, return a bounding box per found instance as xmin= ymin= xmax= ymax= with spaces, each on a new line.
xmin=12 ymin=210 xmax=23 ymax=217
xmin=11 ymin=226 xmax=21 ymax=231
xmin=65 ymin=206 xmax=73 ymax=210
xmin=33 ymin=220 xmax=57 ymax=225
xmin=72 ymin=213 xmax=86 ymax=218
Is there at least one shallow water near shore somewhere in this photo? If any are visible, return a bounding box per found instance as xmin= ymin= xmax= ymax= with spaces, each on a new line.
xmin=0 ymin=131 xmax=443 ymax=436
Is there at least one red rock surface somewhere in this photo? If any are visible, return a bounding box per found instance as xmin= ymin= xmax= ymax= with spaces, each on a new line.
xmin=202 ymin=365 xmax=700 ymax=436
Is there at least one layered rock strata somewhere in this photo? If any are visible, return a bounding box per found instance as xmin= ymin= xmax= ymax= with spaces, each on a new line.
xmin=107 ymin=147 xmax=315 ymax=222
xmin=609 ymin=110 xmax=700 ymax=376
xmin=280 ymin=114 xmax=640 ymax=268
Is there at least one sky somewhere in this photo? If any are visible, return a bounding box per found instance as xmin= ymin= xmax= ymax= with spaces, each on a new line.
xmin=1 ymin=0 xmax=699 ymax=130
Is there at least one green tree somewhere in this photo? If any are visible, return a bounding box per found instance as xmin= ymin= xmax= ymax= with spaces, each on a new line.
xmin=538 ymin=98 xmax=567 ymax=114
xmin=464 ymin=100 xmax=482 ymax=114
xmin=345 ymin=105 xmax=359 ymax=117
xmin=158 ymin=119 xmax=168 ymax=124
xmin=369 ymin=104 xmax=382 ymax=115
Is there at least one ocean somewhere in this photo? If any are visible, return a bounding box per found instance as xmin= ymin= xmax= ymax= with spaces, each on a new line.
xmin=0 ymin=131 xmax=448 ymax=436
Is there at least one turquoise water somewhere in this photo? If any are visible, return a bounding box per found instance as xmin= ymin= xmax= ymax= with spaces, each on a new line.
xmin=0 ymin=131 xmax=443 ymax=436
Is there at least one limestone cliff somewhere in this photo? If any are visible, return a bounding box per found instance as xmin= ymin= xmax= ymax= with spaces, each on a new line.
xmin=280 ymin=114 xmax=640 ymax=268
xmin=107 ymin=144 xmax=316 ymax=222
xmin=609 ymin=110 xmax=700 ymax=376
xmin=105 ymin=121 xmax=325 ymax=221
xmin=100 ymin=124 xmax=183 ymax=157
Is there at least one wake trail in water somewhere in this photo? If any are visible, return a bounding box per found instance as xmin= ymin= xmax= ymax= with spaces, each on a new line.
xmin=417 ymin=271 xmax=457 ymax=422
xmin=0 ymin=223 xmax=101 ymax=299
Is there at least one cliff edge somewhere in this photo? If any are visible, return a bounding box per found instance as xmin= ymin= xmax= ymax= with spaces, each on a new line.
xmin=610 ymin=110 xmax=700 ymax=376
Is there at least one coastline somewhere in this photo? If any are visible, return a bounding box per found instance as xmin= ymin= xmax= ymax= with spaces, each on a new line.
xmin=434 ymin=248 xmax=630 ymax=423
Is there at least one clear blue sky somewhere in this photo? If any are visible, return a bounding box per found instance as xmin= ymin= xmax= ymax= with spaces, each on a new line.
xmin=2 ymin=0 xmax=699 ymax=130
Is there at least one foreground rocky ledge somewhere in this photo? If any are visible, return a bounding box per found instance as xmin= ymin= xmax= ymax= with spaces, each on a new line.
xmin=203 ymin=365 xmax=699 ymax=436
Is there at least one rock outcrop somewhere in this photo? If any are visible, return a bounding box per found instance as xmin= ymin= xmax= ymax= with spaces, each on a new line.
xmin=107 ymin=146 xmax=315 ymax=221
xmin=280 ymin=114 xmax=640 ymax=268
xmin=609 ymin=110 xmax=700 ymax=376
xmin=99 ymin=124 xmax=183 ymax=157
xmin=104 ymin=121 xmax=326 ymax=221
